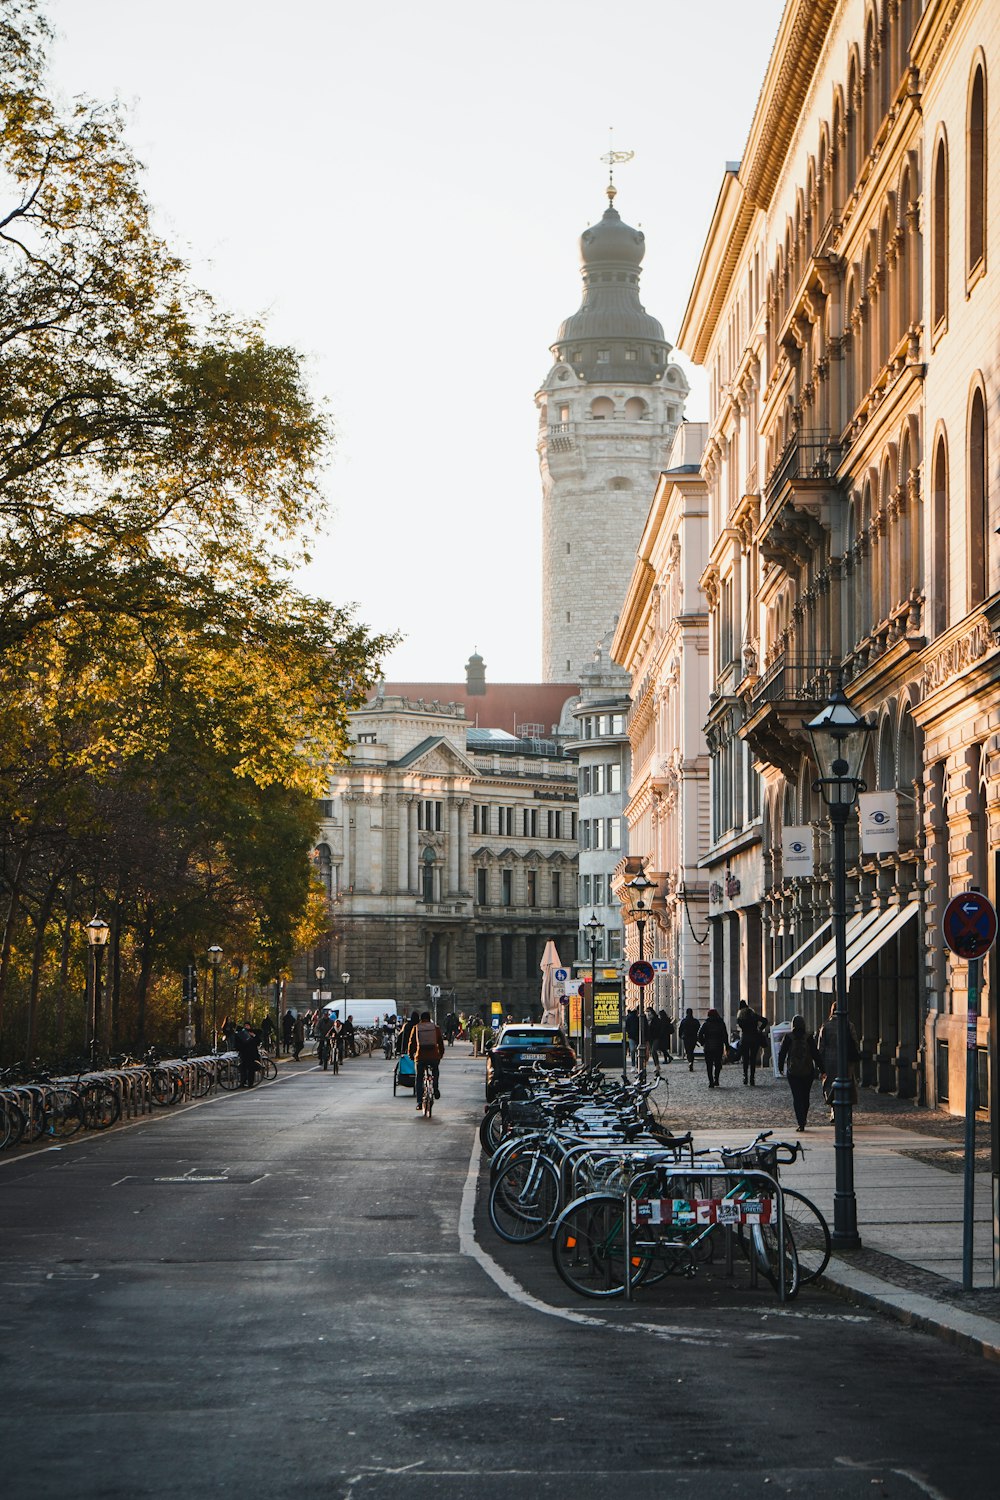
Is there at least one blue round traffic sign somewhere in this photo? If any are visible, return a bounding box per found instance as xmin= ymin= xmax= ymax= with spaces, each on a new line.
xmin=628 ymin=960 xmax=654 ymax=986
xmin=942 ymin=891 xmax=997 ymax=958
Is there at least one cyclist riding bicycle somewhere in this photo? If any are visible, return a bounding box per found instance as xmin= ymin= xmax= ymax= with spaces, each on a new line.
xmin=381 ymin=1015 xmax=397 ymax=1059
xmin=408 ymin=1011 xmax=444 ymax=1113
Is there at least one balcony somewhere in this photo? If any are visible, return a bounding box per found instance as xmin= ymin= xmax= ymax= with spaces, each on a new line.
xmin=760 ymin=429 xmax=845 ymax=568
xmin=739 ymin=654 xmax=840 ymax=780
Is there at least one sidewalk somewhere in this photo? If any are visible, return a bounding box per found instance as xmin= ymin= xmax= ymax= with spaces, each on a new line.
xmin=651 ymin=1054 xmax=1000 ymax=1359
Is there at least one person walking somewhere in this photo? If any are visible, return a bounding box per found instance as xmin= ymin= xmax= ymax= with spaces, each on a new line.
xmin=259 ymin=1014 xmax=275 ymax=1054
xmin=736 ymin=1000 xmax=762 ymax=1087
xmin=778 ymin=1014 xmax=822 ymax=1131
xmin=678 ymin=1008 xmax=700 ymax=1071
xmin=645 ymin=1009 xmax=662 ymax=1076
xmin=408 ymin=1010 xmax=445 ymax=1111
xmin=697 ymin=1008 xmax=729 ymax=1088
xmin=817 ymin=1001 xmax=860 ymax=1122
xmin=656 ymin=1010 xmax=674 ymax=1066
xmin=281 ymin=1008 xmax=295 ymax=1056
xmin=292 ymin=1011 xmax=305 ymax=1061
xmin=234 ymin=1022 xmax=260 ymax=1087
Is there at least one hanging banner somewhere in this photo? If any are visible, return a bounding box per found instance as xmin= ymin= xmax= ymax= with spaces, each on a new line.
xmin=859 ymin=791 xmax=899 ymax=854
xmin=782 ymin=825 xmax=814 ymax=876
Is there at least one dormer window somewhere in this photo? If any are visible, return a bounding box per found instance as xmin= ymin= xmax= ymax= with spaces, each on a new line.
xmin=625 ymin=348 xmax=637 ymax=361
xmin=596 ymin=349 xmax=610 ymax=363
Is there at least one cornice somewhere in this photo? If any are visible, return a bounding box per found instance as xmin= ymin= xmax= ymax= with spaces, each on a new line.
xmin=741 ymin=0 xmax=839 ymax=210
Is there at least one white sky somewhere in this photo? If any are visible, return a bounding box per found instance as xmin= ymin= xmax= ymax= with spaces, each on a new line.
xmin=45 ymin=0 xmax=785 ymax=683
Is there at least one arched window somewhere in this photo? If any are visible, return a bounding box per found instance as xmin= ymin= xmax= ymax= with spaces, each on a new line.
xmin=877 ymin=715 xmax=896 ymax=791
xmin=314 ymin=843 xmax=333 ymax=897
xmin=932 ymin=136 xmax=949 ymax=331
xmin=932 ymin=433 xmax=950 ymax=634
xmin=847 ymin=55 xmax=860 ymax=187
xmin=968 ymin=62 xmax=987 ymax=279
xmin=863 ymin=13 xmax=878 ymax=156
xmin=590 ymin=396 xmax=614 ymax=420
xmin=861 ymin=245 xmax=874 ymax=392
xmin=624 ymin=397 xmax=647 ymax=420
xmin=879 ymin=206 xmax=892 ymax=363
xmin=969 ymin=384 xmax=988 ymax=607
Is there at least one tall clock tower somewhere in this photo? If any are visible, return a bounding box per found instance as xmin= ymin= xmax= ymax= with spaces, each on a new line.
xmin=536 ymin=186 xmax=688 ymax=682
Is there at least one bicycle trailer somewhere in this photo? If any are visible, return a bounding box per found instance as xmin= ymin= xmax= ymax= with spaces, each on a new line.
xmin=393 ymin=1055 xmax=415 ymax=1095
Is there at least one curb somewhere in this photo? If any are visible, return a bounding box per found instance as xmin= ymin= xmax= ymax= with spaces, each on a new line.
xmin=819 ymin=1258 xmax=1000 ymax=1361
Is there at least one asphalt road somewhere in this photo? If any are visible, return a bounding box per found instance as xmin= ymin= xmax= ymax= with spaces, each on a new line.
xmin=2 ymin=1047 xmax=999 ymax=1499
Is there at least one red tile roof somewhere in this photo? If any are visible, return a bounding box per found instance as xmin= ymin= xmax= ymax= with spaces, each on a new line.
xmin=379 ymin=681 xmax=579 ymax=735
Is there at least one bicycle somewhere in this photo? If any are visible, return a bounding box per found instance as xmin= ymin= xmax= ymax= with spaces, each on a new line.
xmin=551 ymin=1151 xmax=799 ymax=1300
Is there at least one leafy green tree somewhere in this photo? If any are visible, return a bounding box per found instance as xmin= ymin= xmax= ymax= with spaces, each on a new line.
xmin=0 ymin=2 xmax=397 ymax=1061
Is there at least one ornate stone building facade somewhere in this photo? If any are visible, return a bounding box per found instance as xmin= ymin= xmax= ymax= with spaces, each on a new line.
xmin=674 ymin=0 xmax=999 ymax=1111
xmin=536 ymin=187 xmax=689 ymax=682
xmin=611 ymin=424 xmax=712 ymax=1025
xmin=295 ymin=669 xmax=580 ymax=1019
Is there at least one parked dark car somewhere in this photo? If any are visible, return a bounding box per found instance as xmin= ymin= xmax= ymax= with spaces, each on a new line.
xmin=484 ymin=1024 xmax=576 ymax=1101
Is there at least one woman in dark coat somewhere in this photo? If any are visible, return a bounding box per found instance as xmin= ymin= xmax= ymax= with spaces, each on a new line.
xmin=778 ymin=1014 xmax=822 ymax=1131
xmin=697 ymin=1008 xmax=729 ymax=1088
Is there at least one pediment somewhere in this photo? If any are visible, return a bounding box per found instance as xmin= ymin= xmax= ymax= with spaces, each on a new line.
xmin=395 ymin=735 xmax=477 ymax=778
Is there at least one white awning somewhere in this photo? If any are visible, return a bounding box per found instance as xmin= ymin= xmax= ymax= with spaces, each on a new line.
xmin=767 ymin=921 xmax=832 ymax=991
xmin=789 ymin=909 xmax=884 ymax=994
xmin=816 ymin=902 xmax=919 ymax=993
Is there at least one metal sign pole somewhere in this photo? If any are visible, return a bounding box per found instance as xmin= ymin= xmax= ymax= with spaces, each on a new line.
xmin=963 ymin=955 xmax=980 ymax=1291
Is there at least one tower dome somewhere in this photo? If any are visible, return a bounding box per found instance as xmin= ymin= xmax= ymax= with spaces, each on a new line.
xmin=547 ymin=188 xmax=669 ymax=384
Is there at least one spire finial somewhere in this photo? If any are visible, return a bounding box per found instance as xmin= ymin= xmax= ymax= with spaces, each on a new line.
xmin=600 ymin=127 xmax=634 ymax=203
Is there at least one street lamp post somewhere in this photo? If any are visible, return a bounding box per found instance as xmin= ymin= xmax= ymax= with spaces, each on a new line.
xmin=625 ymin=865 xmax=656 ymax=1081
xmin=584 ymin=911 xmax=604 ymax=1069
xmin=315 ymin=965 xmax=330 ymax=1010
xmin=805 ymin=684 xmax=875 ymax=1251
xmin=208 ymin=945 xmax=222 ymax=1052
xmin=86 ymin=916 xmax=110 ymax=1069
xmin=341 ymin=971 xmax=350 ymax=1013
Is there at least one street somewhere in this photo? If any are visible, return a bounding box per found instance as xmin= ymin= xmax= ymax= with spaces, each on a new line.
xmin=3 ymin=1048 xmax=999 ymax=1499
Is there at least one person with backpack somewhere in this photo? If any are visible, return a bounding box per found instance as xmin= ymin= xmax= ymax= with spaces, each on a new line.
xmin=408 ymin=1010 xmax=445 ymax=1111
xmin=736 ymin=1000 xmax=762 ymax=1087
xmin=678 ymin=1008 xmax=700 ymax=1071
xmin=697 ymin=1008 xmax=729 ymax=1088
xmin=778 ymin=1014 xmax=823 ymax=1131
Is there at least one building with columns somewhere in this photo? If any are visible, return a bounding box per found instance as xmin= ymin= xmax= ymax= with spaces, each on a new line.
xmin=536 ymin=185 xmax=690 ymax=683
xmin=294 ymin=661 xmax=580 ymax=1019
xmin=670 ymin=0 xmax=999 ymax=1112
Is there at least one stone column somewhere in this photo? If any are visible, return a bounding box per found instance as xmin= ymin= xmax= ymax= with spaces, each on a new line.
xmin=408 ymin=802 xmax=419 ymax=893
xmin=397 ymin=796 xmax=410 ymax=891
xmin=448 ymin=800 xmax=460 ymax=896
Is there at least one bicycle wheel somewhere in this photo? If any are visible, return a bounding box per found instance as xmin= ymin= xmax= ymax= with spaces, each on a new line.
xmin=751 ymin=1216 xmax=800 ymax=1299
xmin=781 ymin=1188 xmax=831 ymax=1285
xmin=489 ymin=1155 xmax=560 ymax=1243
xmin=46 ymin=1087 xmax=85 ymax=1138
xmin=260 ymin=1057 xmax=278 ymax=1081
xmin=0 ymin=1094 xmax=26 ymax=1149
xmin=80 ymin=1082 xmax=121 ymax=1129
xmin=217 ymin=1058 xmax=241 ymax=1091
xmin=552 ymin=1194 xmax=632 ymax=1297
xmin=423 ymin=1075 xmax=434 ymax=1118
xmin=479 ymin=1103 xmax=505 ymax=1157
